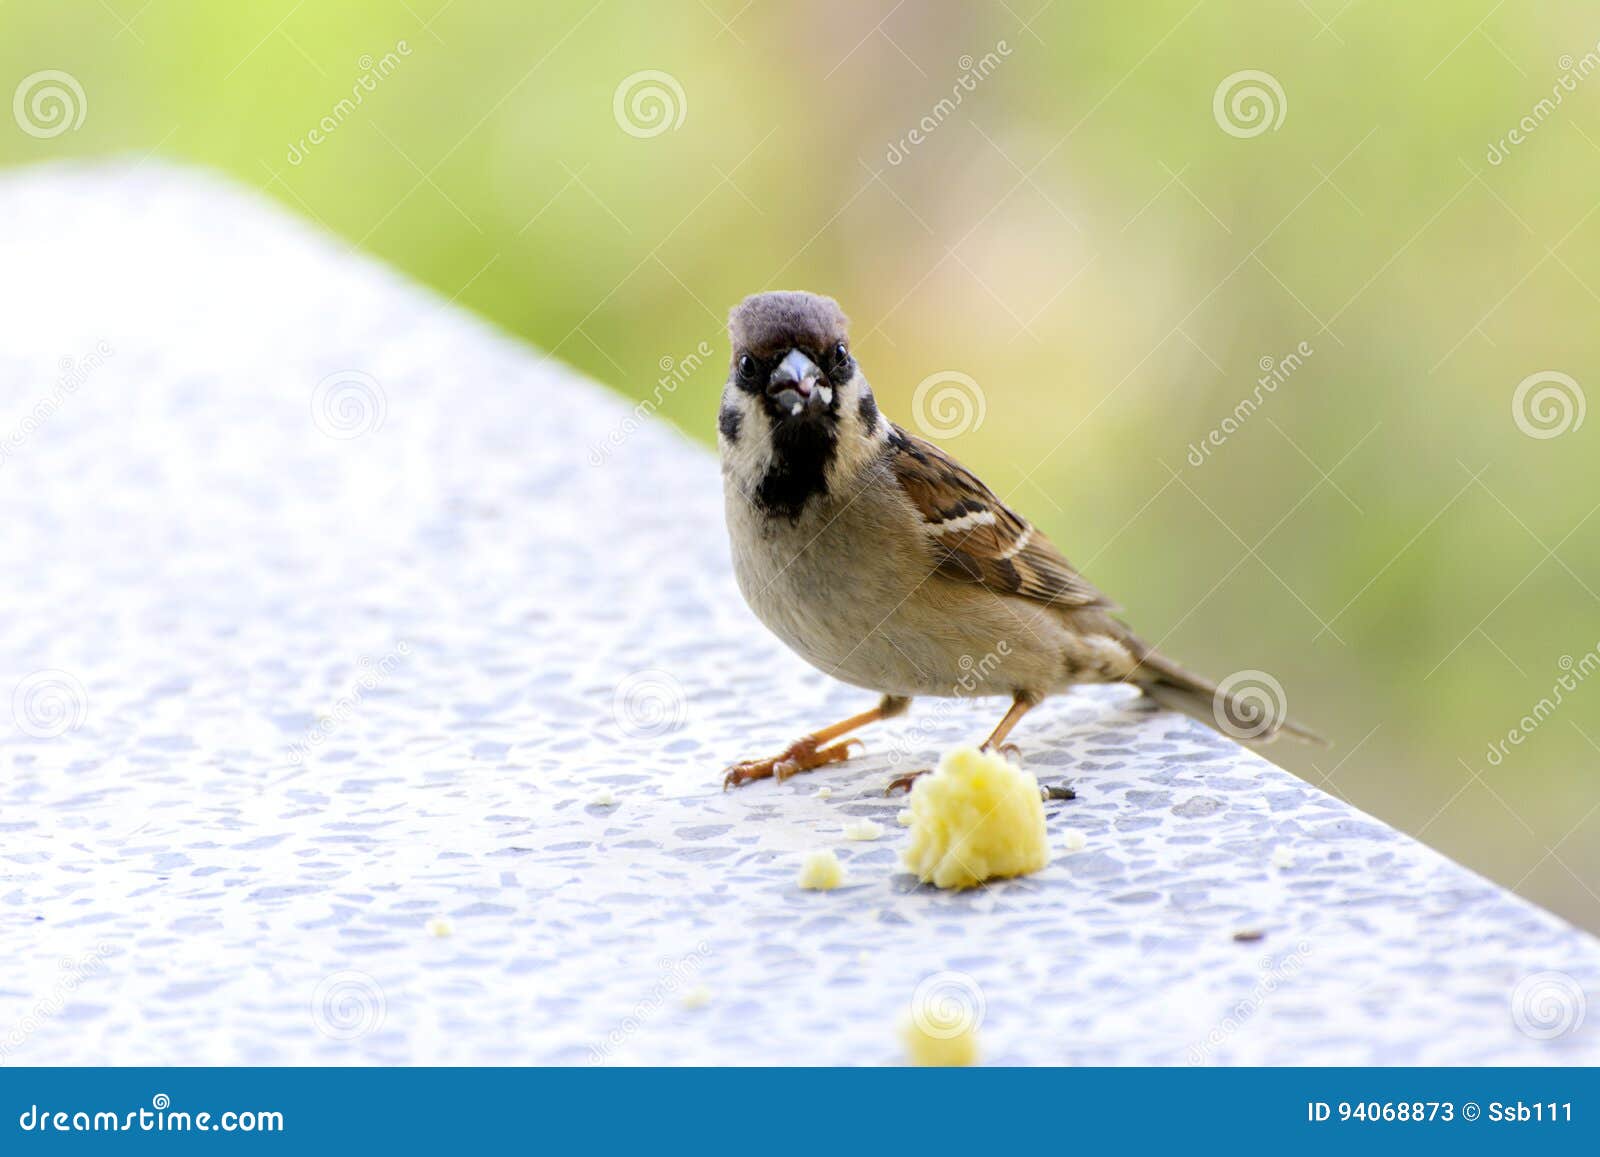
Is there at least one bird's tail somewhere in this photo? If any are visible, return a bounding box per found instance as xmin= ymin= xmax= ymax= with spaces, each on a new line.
xmin=1127 ymin=646 xmax=1326 ymax=747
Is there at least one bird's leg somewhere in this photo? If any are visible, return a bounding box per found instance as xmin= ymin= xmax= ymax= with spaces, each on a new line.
xmin=885 ymin=692 xmax=1041 ymax=795
xmin=723 ymin=695 xmax=910 ymax=790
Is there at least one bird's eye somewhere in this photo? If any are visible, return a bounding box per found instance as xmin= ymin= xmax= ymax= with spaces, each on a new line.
xmin=834 ymin=342 xmax=849 ymax=364
xmin=737 ymin=354 xmax=756 ymax=378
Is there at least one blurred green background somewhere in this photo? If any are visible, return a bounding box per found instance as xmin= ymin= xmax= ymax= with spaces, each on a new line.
xmin=5 ymin=1 xmax=1597 ymax=929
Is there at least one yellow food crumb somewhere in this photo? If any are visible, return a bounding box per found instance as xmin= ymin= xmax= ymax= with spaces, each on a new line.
xmin=1271 ymin=846 xmax=1295 ymax=869
xmin=900 ymin=745 xmax=1050 ymax=889
xmin=426 ymin=917 xmax=453 ymax=938
xmin=815 ymin=786 xmax=833 ymax=800
xmin=679 ymin=985 xmax=712 ymax=1010
xmin=896 ymin=809 xmax=913 ymax=827
xmin=588 ymin=787 xmax=617 ymax=808
xmin=1062 ymin=828 xmax=1087 ymax=853
xmin=899 ymin=1015 xmax=980 ymax=1067
xmin=843 ymin=818 xmax=883 ymax=841
xmin=797 ymin=848 xmax=847 ymax=891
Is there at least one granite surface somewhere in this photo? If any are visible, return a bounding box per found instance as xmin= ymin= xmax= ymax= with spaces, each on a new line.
xmin=1 ymin=164 xmax=1595 ymax=1066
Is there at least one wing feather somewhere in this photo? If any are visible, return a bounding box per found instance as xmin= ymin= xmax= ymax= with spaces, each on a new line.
xmin=886 ymin=425 xmax=1114 ymax=611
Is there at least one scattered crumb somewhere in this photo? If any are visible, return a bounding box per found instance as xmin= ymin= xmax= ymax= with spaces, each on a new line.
xmin=1233 ymin=929 xmax=1266 ymax=942
xmin=797 ymin=848 xmax=846 ymax=891
xmin=815 ymin=786 xmax=833 ymax=800
xmin=1271 ymin=846 xmax=1295 ymax=869
xmin=588 ymin=787 xmax=617 ymax=808
xmin=896 ymin=809 xmax=913 ymax=827
xmin=1043 ymin=783 xmax=1078 ymax=801
xmin=679 ymin=985 xmax=712 ymax=1010
xmin=426 ymin=917 xmax=453 ymax=938
xmin=1061 ymin=829 xmax=1087 ymax=853
xmin=843 ymin=818 xmax=883 ymax=841
xmin=901 ymin=745 xmax=1049 ymax=890
xmin=900 ymin=1015 xmax=980 ymax=1067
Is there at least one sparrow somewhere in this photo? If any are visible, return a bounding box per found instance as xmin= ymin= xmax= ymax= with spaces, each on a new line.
xmin=716 ymin=291 xmax=1322 ymax=791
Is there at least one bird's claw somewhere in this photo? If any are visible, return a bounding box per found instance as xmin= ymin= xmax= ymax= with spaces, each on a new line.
xmin=722 ymin=736 xmax=863 ymax=790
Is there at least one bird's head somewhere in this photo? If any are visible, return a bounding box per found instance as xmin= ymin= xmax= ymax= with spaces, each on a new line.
xmin=718 ymin=291 xmax=886 ymax=517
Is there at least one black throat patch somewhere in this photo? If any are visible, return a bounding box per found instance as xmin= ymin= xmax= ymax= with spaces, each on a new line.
xmin=755 ymin=417 xmax=837 ymax=520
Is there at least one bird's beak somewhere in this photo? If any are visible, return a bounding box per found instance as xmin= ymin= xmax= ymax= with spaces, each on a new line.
xmin=767 ymin=349 xmax=829 ymax=418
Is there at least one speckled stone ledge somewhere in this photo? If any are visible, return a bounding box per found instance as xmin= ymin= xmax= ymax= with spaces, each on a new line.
xmin=0 ymin=164 xmax=1595 ymax=1066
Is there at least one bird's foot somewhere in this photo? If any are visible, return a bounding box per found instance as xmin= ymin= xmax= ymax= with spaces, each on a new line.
xmin=722 ymin=736 xmax=863 ymax=790
xmin=986 ymin=741 xmax=1023 ymax=763
xmin=884 ymin=769 xmax=929 ymax=795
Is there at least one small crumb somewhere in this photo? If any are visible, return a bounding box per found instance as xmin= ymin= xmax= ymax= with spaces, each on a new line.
xmin=1233 ymin=929 xmax=1266 ymax=942
xmin=900 ymin=1015 xmax=979 ymax=1067
xmin=815 ymin=786 xmax=833 ymax=800
xmin=1061 ymin=829 xmax=1087 ymax=853
xmin=843 ymin=818 xmax=883 ymax=841
xmin=1043 ymin=783 xmax=1077 ymax=801
xmin=426 ymin=917 xmax=453 ymax=938
xmin=679 ymin=985 xmax=712 ymax=1010
xmin=797 ymin=848 xmax=846 ymax=891
xmin=588 ymin=787 xmax=617 ymax=808
xmin=896 ymin=809 xmax=913 ymax=827
xmin=1271 ymin=846 xmax=1295 ymax=869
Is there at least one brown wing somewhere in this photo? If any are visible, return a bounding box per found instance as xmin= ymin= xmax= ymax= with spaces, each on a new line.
xmin=886 ymin=425 xmax=1115 ymax=611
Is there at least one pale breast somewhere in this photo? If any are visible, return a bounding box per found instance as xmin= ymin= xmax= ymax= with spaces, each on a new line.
xmin=723 ymin=473 xmax=1075 ymax=698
